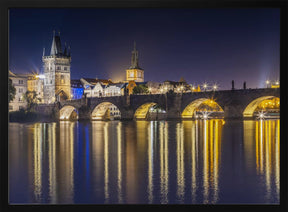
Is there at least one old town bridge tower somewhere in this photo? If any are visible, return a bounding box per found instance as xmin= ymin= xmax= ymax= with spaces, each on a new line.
xmin=43 ymin=31 xmax=71 ymax=103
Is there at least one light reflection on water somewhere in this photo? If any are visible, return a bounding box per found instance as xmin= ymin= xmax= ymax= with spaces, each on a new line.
xmin=8 ymin=119 xmax=279 ymax=204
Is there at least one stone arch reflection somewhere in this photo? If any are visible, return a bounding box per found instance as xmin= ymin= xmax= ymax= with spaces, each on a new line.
xmin=182 ymin=98 xmax=224 ymax=119
xmin=59 ymin=105 xmax=78 ymax=121
xmin=243 ymin=96 xmax=279 ymax=118
xmin=254 ymin=119 xmax=280 ymax=202
xmin=202 ymin=119 xmax=223 ymax=204
xmin=159 ymin=121 xmax=169 ymax=204
xmin=58 ymin=121 xmax=75 ymax=203
xmin=32 ymin=123 xmax=57 ymax=203
xmin=91 ymin=102 xmax=121 ymax=120
xmin=182 ymin=119 xmax=224 ymax=204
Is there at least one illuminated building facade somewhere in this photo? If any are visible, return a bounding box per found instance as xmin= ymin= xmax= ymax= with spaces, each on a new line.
xmin=126 ymin=42 xmax=144 ymax=82
xmin=27 ymin=74 xmax=44 ymax=103
xmin=70 ymin=79 xmax=84 ymax=99
xmin=9 ymin=71 xmax=28 ymax=111
xmin=81 ymin=78 xmax=113 ymax=98
xmin=43 ymin=32 xmax=71 ymax=103
xmin=159 ymin=80 xmax=190 ymax=93
xmin=104 ymin=83 xmax=126 ymax=97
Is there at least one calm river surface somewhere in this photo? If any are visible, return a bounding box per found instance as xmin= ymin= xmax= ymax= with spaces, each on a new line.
xmin=9 ymin=119 xmax=280 ymax=204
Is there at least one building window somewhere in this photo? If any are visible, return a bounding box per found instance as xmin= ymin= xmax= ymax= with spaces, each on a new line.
xmin=57 ymin=66 xmax=61 ymax=70
xmin=19 ymin=80 xmax=23 ymax=84
xmin=19 ymin=106 xmax=24 ymax=110
xmin=64 ymin=67 xmax=67 ymax=71
xmin=19 ymin=88 xmax=23 ymax=93
xmin=61 ymin=75 xmax=64 ymax=84
xmin=9 ymin=106 xmax=13 ymax=110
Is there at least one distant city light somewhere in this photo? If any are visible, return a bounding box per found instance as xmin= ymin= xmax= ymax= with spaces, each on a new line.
xmin=256 ymin=110 xmax=267 ymax=120
xmin=36 ymin=75 xmax=45 ymax=79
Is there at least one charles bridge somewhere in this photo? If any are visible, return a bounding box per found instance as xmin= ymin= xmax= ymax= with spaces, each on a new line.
xmin=35 ymin=88 xmax=280 ymax=120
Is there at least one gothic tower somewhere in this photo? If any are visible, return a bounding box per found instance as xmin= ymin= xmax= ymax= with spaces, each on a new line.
xmin=126 ymin=42 xmax=144 ymax=82
xmin=43 ymin=31 xmax=71 ymax=103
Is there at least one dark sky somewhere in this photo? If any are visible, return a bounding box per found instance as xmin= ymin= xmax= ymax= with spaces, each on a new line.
xmin=9 ymin=8 xmax=280 ymax=90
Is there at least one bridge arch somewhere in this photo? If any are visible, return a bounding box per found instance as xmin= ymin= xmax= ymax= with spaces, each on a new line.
xmin=243 ymin=96 xmax=280 ymax=118
xmin=182 ymin=98 xmax=224 ymax=119
xmin=91 ymin=102 xmax=121 ymax=120
xmin=59 ymin=105 xmax=78 ymax=121
xmin=134 ymin=102 xmax=167 ymax=120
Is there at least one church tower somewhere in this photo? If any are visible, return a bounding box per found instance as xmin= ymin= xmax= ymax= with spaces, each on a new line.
xmin=43 ymin=31 xmax=71 ymax=103
xmin=126 ymin=42 xmax=144 ymax=82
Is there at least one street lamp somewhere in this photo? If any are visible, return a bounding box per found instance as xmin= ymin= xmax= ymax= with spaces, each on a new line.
xmin=266 ymin=80 xmax=270 ymax=88
xmin=212 ymin=84 xmax=218 ymax=91
xmin=203 ymin=83 xmax=208 ymax=91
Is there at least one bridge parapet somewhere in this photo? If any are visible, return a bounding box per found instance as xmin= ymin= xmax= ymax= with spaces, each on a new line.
xmin=37 ymin=88 xmax=280 ymax=120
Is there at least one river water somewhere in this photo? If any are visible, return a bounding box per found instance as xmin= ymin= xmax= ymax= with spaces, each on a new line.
xmin=8 ymin=119 xmax=280 ymax=204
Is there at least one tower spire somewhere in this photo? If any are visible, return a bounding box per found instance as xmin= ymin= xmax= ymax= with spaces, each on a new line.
xmin=130 ymin=41 xmax=140 ymax=69
xmin=63 ymin=42 xmax=67 ymax=56
xmin=50 ymin=30 xmax=62 ymax=56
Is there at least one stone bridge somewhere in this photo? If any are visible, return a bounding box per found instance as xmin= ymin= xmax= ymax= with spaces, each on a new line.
xmin=36 ymin=88 xmax=280 ymax=120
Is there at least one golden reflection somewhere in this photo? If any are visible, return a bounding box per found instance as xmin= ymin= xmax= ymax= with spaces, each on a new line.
xmin=275 ymin=119 xmax=280 ymax=199
xmin=91 ymin=121 xmax=104 ymax=197
xmin=254 ymin=119 xmax=279 ymax=202
xmin=48 ymin=123 xmax=57 ymax=203
xmin=201 ymin=119 xmax=222 ymax=204
xmin=191 ymin=120 xmax=198 ymax=203
xmin=59 ymin=121 xmax=75 ymax=203
xmin=213 ymin=120 xmax=219 ymax=203
xmin=147 ymin=121 xmax=154 ymax=203
xmin=33 ymin=123 xmax=42 ymax=201
xmin=117 ymin=122 xmax=123 ymax=203
xmin=104 ymin=122 xmax=109 ymax=202
xmin=125 ymin=121 xmax=138 ymax=203
xmin=176 ymin=123 xmax=185 ymax=203
xmin=159 ymin=121 xmax=169 ymax=204
xmin=203 ymin=120 xmax=208 ymax=203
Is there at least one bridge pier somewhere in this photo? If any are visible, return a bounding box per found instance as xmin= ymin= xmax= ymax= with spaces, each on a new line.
xmin=223 ymin=105 xmax=244 ymax=119
xmin=119 ymin=108 xmax=134 ymax=120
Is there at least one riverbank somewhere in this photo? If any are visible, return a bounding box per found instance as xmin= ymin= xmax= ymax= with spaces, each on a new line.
xmin=9 ymin=110 xmax=56 ymax=122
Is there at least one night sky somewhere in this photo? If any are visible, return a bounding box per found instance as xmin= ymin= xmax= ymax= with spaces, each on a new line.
xmin=9 ymin=8 xmax=280 ymax=90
